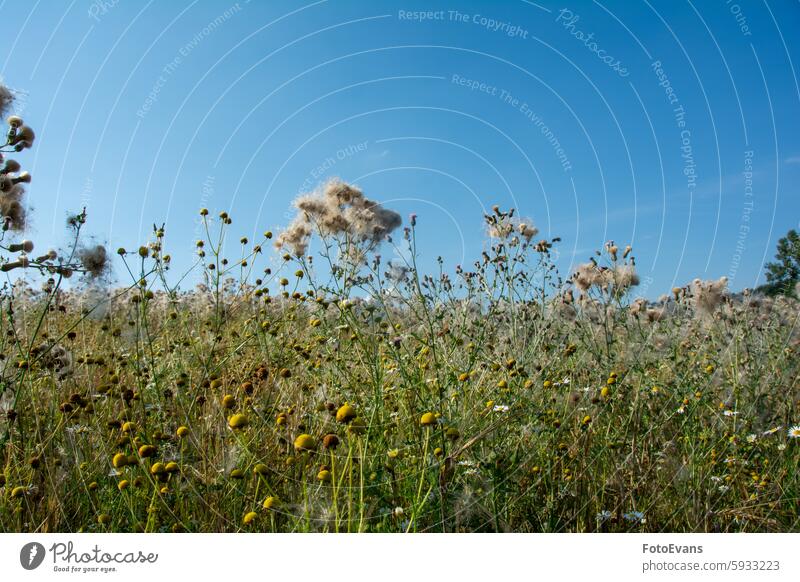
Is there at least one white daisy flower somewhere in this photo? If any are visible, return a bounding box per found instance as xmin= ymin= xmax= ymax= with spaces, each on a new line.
xmin=787 ymin=425 xmax=800 ymax=439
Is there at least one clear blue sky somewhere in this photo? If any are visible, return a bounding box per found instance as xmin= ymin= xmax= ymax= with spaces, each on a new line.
xmin=2 ymin=0 xmax=799 ymax=296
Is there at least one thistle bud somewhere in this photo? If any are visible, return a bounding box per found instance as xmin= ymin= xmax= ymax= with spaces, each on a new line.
xmin=8 ymin=239 xmax=33 ymax=253
xmin=13 ymin=171 xmax=31 ymax=184
xmin=35 ymin=249 xmax=57 ymax=262
xmin=1 ymin=160 xmax=20 ymax=173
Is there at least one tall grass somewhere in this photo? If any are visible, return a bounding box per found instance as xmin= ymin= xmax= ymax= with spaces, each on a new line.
xmin=0 ymin=195 xmax=798 ymax=533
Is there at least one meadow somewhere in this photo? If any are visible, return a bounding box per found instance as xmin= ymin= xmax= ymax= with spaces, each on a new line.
xmin=0 ymin=101 xmax=798 ymax=533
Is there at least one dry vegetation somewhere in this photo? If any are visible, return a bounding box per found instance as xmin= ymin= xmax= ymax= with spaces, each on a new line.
xmin=0 ymin=85 xmax=798 ymax=533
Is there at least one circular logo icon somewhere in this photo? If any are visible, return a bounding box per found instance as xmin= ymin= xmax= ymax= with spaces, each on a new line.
xmin=20 ymin=542 xmax=46 ymax=570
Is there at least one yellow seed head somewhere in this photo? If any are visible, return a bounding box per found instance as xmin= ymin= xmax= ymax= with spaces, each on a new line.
xmin=420 ymin=412 xmax=437 ymax=427
xmin=243 ymin=511 xmax=258 ymax=525
xmin=228 ymin=414 xmax=249 ymax=429
xmin=294 ymin=434 xmax=316 ymax=452
xmin=336 ymin=403 xmax=357 ymax=424
xmin=112 ymin=452 xmax=129 ymax=468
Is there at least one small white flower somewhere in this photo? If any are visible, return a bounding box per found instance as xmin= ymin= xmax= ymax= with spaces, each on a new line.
xmin=723 ymin=410 xmax=739 ymax=417
xmin=746 ymin=434 xmax=758 ymax=443
xmin=787 ymin=425 xmax=800 ymax=439
xmin=492 ymin=404 xmax=510 ymax=413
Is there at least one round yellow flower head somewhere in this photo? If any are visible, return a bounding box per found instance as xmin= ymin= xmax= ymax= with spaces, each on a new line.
xmin=230 ymin=469 xmax=245 ymax=479
xmin=336 ymin=403 xmax=357 ymax=424
xmin=253 ymin=463 xmax=269 ymax=476
xmin=317 ymin=469 xmax=331 ymax=482
xmin=420 ymin=412 xmax=437 ymax=427
xmin=97 ymin=514 xmax=112 ymax=525
xmin=118 ymin=480 xmax=130 ymax=491
xmin=228 ymin=414 xmax=249 ymax=430
xmin=165 ymin=462 xmax=179 ymax=474
xmin=150 ymin=462 xmax=166 ymax=475
xmin=121 ymin=421 xmax=136 ymax=434
xmin=138 ymin=444 xmax=157 ymax=458
xmin=294 ymin=434 xmax=316 ymax=452
xmin=176 ymin=426 xmax=189 ymax=438
xmin=243 ymin=511 xmax=258 ymax=525
xmin=112 ymin=452 xmax=129 ymax=468
xmin=221 ymin=394 xmax=236 ymax=409
xmin=262 ymin=496 xmax=279 ymax=510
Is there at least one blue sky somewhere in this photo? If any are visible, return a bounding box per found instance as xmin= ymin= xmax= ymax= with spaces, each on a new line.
xmin=1 ymin=0 xmax=799 ymax=296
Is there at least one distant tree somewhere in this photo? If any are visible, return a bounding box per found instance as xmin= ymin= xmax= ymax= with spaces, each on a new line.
xmin=760 ymin=229 xmax=800 ymax=296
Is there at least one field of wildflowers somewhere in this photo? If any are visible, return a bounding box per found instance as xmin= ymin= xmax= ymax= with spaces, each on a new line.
xmin=0 ymin=85 xmax=798 ymax=533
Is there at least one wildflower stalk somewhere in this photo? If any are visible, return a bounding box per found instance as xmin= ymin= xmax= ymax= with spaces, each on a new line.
xmin=407 ymin=428 xmax=431 ymax=532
